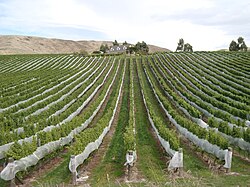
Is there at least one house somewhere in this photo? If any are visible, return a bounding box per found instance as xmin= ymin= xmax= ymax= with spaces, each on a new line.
xmin=108 ymin=45 xmax=128 ymax=54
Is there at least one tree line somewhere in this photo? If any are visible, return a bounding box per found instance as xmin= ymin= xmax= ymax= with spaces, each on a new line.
xmin=99 ymin=40 xmax=149 ymax=55
xmin=176 ymin=38 xmax=193 ymax=52
xmin=229 ymin=37 xmax=248 ymax=51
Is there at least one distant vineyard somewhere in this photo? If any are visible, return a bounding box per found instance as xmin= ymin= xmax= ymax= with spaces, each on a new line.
xmin=0 ymin=52 xmax=249 ymax=186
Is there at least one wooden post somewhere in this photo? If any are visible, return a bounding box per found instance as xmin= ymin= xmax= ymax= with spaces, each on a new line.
xmin=71 ymin=155 xmax=77 ymax=186
xmin=9 ymin=157 xmax=15 ymax=187
xmin=127 ymin=164 xmax=131 ymax=181
xmin=3 ymin=158 xmax=7 ymax=168
xmin=178 ymin=148 xmax=183 ymax=177
xmin=37 ymin=138 xmax=41 ymax=174
xmin=126 ymin=151 xmax=134 ymax=181
xmin=37 ymin=138 xmax=41 ymax=147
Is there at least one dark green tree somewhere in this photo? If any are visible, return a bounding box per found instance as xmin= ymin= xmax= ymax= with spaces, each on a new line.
xmin=241 ymin=42 xmax=248 ymax=51
xmin=184 ymin=43 xmax=193 ymax=52
xmin=229 ymin=37 xmax=247 ymax=51
xmin=135 ymin=41 xmax=149 ymax=54
xmin=127 ymin=46 xmax=136 ymax=54
xmin=104 ymin=44 xmax=109 ymax=51
xmin=141 ymin=41 xmax=149 ymax=53
xmin=238 ymin=37 xmax=244 ymax=44
xmin=100 ymin=44 xmax=109 ymax=53
xmin=237 ymin=37 xmax=247 ymax=51
xmin=123 ymin=41 xmax=128 ymax=45
xmin=229 ymin=40 xmax=237 ymax=51
xmin=113 ymin=40 xmax=119 ymax=46
xmin=176 ymin=38 xmax=184 ymax=51
xmin=176 ymin=38 xmax=193 ymax=52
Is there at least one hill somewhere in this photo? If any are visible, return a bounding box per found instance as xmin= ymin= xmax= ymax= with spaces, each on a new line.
xmin=0 ymin=35 xmax=171 ymax=55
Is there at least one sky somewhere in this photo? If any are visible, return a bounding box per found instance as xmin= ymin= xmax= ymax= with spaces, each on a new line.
xmin=0 ymin=0 xmax=249 ymax=51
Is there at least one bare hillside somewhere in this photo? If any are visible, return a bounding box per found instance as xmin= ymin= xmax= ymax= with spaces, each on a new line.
xmin=0 ymin=35 xmax=170 ymax=55
xmin=148 ymin=44 xmax=171 ymax=53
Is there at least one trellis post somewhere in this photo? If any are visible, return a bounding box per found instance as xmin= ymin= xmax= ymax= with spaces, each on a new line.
xmin=71 ymin=155 xmax=77 ymax=185
xmin=9 ymin=157 xmax=15 ymax=187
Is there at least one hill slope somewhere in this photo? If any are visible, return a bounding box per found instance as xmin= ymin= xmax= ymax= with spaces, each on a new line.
xmin=0 ymin=35 xmax=170 ymax=54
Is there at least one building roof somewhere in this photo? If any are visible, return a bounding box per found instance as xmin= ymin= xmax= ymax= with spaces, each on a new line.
xmin=109 ymin=45 xmax=127 ymax=53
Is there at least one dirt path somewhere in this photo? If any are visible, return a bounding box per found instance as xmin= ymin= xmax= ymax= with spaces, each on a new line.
xmin=19 ymin=149 xmax=68 ymax=186
xmin=233 ymin=150 xmax=250 ymax=163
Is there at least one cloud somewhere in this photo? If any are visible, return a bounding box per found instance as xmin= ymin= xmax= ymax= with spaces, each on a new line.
xmin=0 ymin=0 xmax=249 ymax=50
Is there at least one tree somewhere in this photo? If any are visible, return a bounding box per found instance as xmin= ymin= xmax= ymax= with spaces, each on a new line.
xmin=99 ymin=44 xmax=109 ymax=53
xmin=176 ymin=38 xmax=184 ymax=52
xmin=237 ymin=37 xmax=247 ymax=51
xmin=100 ymin=44 xmax=105 ymax=53
xmin=113 ymin=40 xmax=119 ymax=46
xmin=241 ymin=42 xmax=248 ymax=51
xmin=176 ymin=38 xmax=193 ymax=52
xmin=238 ymin=37 xmax=244 ymax=44
xmin=229 ymin=40 xmax=237 ymax=51
xmin=134 ymin=41 xmax=149 ymax=54
xmin=141 ymin=41 xmax=149 ymax=53
xmin=105 ymin=44 xmax=109 ymax=51
xmin=123 ymin=41 xmax=128 ymax=45
xmin=184 ymin=43 xmax=193 ymax=52
xmin=127 ymin=46 xmax=136 ymax=54
xmin=229 ymin=37 xmax=247 ymax=51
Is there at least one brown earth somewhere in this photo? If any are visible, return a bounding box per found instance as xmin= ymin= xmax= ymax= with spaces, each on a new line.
xmin=0 ymin=35 xmax=171 ymax=55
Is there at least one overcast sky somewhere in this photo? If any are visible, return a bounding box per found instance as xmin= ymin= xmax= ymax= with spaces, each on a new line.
xmin=0 ymin=0 xmax=249 ymax=51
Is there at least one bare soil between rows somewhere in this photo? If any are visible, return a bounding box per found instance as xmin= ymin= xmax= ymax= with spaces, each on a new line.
xmin=75 ymin=81 xmax=123 ymax=186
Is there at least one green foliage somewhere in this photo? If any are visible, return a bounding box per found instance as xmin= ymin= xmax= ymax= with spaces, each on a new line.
xmin=229 ymin=37 xmax=248 ymax=51
xmin=123 ymin=58 xmax=136 ymax=151
xmin=135 ymin=41 xmax=149 ymax=54
xmin=113 ymin=40 xmax=119 ymax=46
xmin=137 ymin=58 xmax=180 ymax=151
xmin=124 ymin=125 xmax=136 ymax=151
xmin=184 ymin=43 xmax=193 ymax=52
xmin=123 ymin=41 xmax=128 ymax=45
xmin=176 ymin=38 xmax=193 ymax=52
xmin=0 ymin=56 xmax=119 ymax=162
xmin=70 ymin=60 xmax=124 ymax=155
xmin=229 ymin=40 xmax=238 ymax=51
xmin=143 ymin=55 xmax=230 ymax=149
xmin=6 ymin=137 xmax=37 ymax=160
xmin=100 ymin=44 xmax=109 ymax=53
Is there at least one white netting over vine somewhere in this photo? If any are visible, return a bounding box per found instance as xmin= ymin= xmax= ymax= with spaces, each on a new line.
xmin=141 ymin=90 xmax=181 ymax=169
xmin=161 ymin=97 xmax=226 ymax=160
xmin=223 ymin=149 xmax=232 ymax=169
xmin=0 ymin=60 xmax=120 ymax=181
xmin=124 ymin=151 xmax=137 ymax=166
xmin=168 ymin=151 xmax=183 ymax=170
xmin=144 ymin=68 xmax=227 ymax=161
xmin=0 ymin=116 xmax=94 ymax=181
xmin=0 ymin=56 xmax=90 ymax=113
xmin=217 ymin=131 xmax=250 ymax=152
xmin=0 ymin=59 xmax=114 ymax=160
xmin=69 ymin=122 xmax=111 ymax=173
xmin=69 ymin=60 xmax=125 ymax=173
